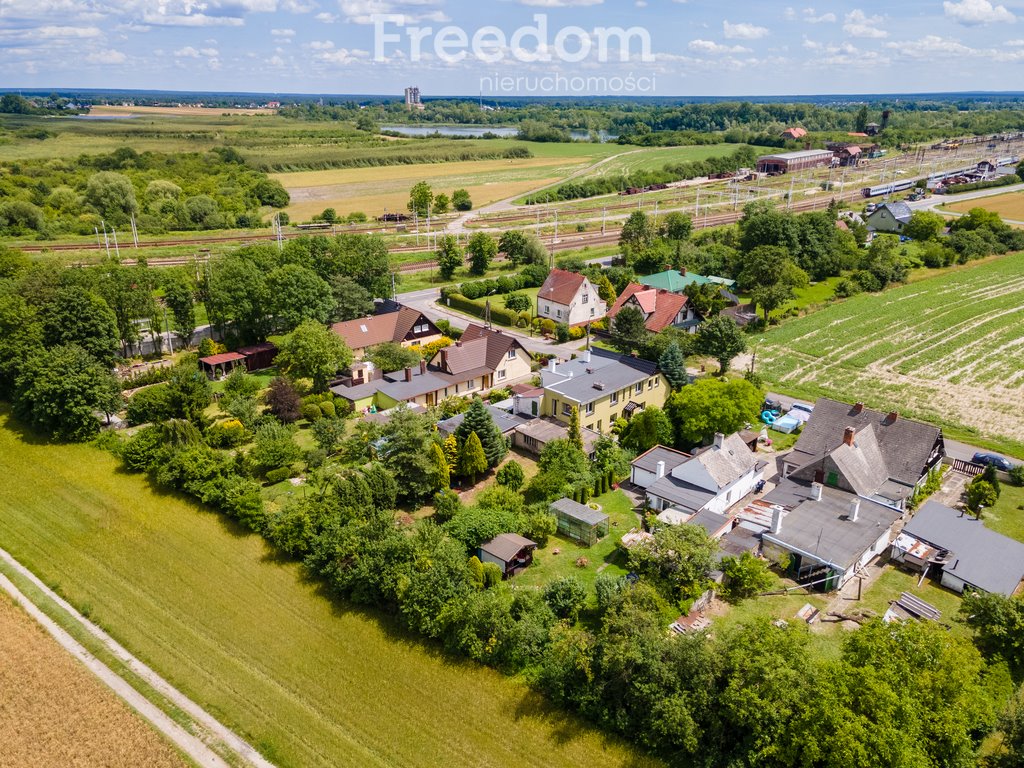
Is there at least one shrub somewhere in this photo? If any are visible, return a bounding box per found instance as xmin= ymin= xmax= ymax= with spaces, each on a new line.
xmin=554 ymin=323 xmax=570 ymax=343
xmin=432 ymin=489 xmax=462 ymax=522
xmin=496 ymin=461 xmax=525 ymax=491
xmin=540 ymin=318 xmax=556 ymax=335
xmin=568 ymin=326 xmax=585 ymax=341
xmin=301 ymin=403 xmax=323 ymax=422
xmin=206 ymin=419 xmax=247 ymax=448
xmin=319 ymin=400 xmax=337 ymax=419
xmin=265 ymin=467 xmax=293 ymax=484
xmin=125 ymin=384 xmax=173 ymax=426
xmin=1009 ymin=465 xmax=1024 ymax=487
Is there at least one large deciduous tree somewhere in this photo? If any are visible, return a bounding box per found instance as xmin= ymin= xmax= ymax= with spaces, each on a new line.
xmin=436 ymin=234 xmax=464 ymax=280
xmin=467 ymin=232 xmax=498 ymax=276
xmin=14 ymin=344 xmax=121 ymax=441
xmin=696 ymin=315 xmax=747 ymax=374
xmin=408 ymin=181 xmax=434 ymax=216
xmin=328 ymin=275 xmax=374 ymax=322
xmin=267 ymin=264 xmax=334 ymax=331
xmin=275 ymin=320 xmax=353 ymax=393
xmin=619 ymin=406 xmax=674 ymax=454
xmin=39 ymin=286 xmax=119 ymax=367
xmin=665 ymin=377 xmax=762 ymax=449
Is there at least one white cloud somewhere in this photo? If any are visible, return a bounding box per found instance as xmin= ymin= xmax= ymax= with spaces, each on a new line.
xmin=944 ymin=0 xmax=1015 ymax=25
xmin=37 ymin=25 xmax=102 ymax=38
xmin=723 ymin=20 xmax=769 ymax=39
xmin=336 ymin=1 xmax=449 ymax=24
xmin=517 ymin=0 xmax=603 ymax=5
xmin=143 ymin=12 xmax=244 ymax=26
xmin=688 ymin=39 xmax=751 ymax=54
xmin=315 ymin=46 xmax=369 ymax=63
xmin=843 ymin=9 xmax=888 ymax=39
xmin=315 ymin=11 xmax=338 ymax=21
xmin=803 ymin=8 xmax=836 ymax=24
xmin=271 ymin=28 xmax=296 ymax=36
xmin=86 ymin=48 xmax=127 ymax=64
xmin=307 ymin=40 xmax=335 ymax=49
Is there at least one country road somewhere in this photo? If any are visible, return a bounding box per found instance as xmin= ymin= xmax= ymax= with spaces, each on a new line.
xmin=0 ymin=546 xmax=275 ymax=768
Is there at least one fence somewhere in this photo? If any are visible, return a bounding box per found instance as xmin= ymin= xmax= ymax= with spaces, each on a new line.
xmin=947 ymin=457 xmax=985 ymax=477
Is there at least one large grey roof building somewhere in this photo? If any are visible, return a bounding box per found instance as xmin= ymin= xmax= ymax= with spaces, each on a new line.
xmin=783 ymin=398 xmax=944 ymax=509
xmin=894 ymin=501 xmax=1024 ymax=596
xmin=541 ymin=349 xmax=658 ymax=406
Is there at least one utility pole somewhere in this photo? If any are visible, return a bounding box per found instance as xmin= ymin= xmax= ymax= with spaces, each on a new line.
xmin=554 ymin=210 xmax=558 ymax=244
xmin=163 ymin=305 xmax=174 ymax=355
xmin=101 ymin=220 xmax=110 ymax=258
xmin=130 ymin=213 xmax=139 ymax=248
xmin=112 ymin=228 xmax=120 ymax=259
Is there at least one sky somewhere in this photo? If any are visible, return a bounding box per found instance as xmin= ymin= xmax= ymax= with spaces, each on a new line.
xmin=2 ymin=0 xmax=1024 ymax=97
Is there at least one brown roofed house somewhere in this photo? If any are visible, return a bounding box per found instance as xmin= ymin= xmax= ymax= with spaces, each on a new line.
xmin=331 ymin=305 xmax=440 ymax=357
xmin=607 ymin=283 xmax=699 ymax=334
xmin=431 ymin=324 xmax=533 ymax=390
xmin=537 ymin=269 xmax=607 ymax=327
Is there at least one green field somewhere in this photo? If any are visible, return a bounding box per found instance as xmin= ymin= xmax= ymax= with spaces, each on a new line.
xmin=758 ymin=252 xmax=1024 ymax=459
xmin=0 ymin=409 xmax=656 ymax=768
xmin=579 ymin=143 xmax=748 ymax=180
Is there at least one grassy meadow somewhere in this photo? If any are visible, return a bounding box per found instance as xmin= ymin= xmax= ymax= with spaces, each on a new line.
xmin=0 ymin=591 xmax=187 ymax=768
xmin=0 ymin=409 xmax=658 ymax=768
xmin=758 ymin=251 xmax=1024 ymax=459
xmin=944 ymin=190 xmax=1024 ymax=221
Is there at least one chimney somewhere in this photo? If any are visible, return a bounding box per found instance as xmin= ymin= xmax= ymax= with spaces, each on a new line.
xmin=771 ymin=507 xmax=783 ymax=535
xmin=655 ymin=460 xmax=666 ymax=479
xmin=844 ymin=426 xmax=856 ymax=447
xmin=680 ymin=267 xmax=687 ymax=276
xmin=419 ymin=358 xmax=427 ymax=375
xmin=887 ymin=411 xmax=899 ymax=423
xmin=404 ymin=367 xmax=413 ymax=382
xmin=455 ymin=340 xmax=463 ymax=348
xmin=713 ymin=432 xmax=725 ymax=449
xmin=548 ymin=357 xmax=557 ymax=374
xmin=852 ymin=402 xmax=864 ymax=415
xmin=582 ymin=349 xmax=591 ymax=363
xmin=811 ymin=482 xmax=823 ymax=501
xmin=849 ymin=498 xmax=860 ymax=522
xmin=440 ymin=349 xmax=448 ymax=370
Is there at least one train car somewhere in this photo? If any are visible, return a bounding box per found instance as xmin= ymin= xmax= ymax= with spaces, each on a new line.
xmin=861 ymin=179 xmax=916 ymax=197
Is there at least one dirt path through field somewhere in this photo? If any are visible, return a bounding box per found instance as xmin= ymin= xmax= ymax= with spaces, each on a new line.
xmin=0 ymin=546 xmax=275 ymax=768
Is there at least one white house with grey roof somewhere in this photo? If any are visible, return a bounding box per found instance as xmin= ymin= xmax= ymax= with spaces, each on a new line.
xmin=631 ymin=433 xmax=763 ymax=517
xmin=760 ymin=479 xmax=902 ymax=591
xmin=892 ymin=501 xmax=1024 ymax=596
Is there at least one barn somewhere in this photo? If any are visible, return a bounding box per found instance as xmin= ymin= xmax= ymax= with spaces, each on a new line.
xmin=756 ymin=149 xmax=835 ymax=175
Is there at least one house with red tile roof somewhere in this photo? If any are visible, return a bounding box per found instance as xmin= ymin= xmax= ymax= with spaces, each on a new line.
xmin=607 ymin=283 xmax=701 ymax=333
xmin=781 ymin=127 xmax=808 ymax=140
xmin=330 ymin=305 xmax=441 ymax=357
xmin=536 ymin=269 xmax=607 ymax=327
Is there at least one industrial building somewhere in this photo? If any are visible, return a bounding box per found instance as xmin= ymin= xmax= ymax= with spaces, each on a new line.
xmin=756 ymin=149 xmax=835 ymax=175
xmin=404 ymin=86 xmax=423 ymax=111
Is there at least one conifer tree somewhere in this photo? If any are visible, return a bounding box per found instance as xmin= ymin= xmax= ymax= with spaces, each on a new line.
xmin=455 ymin=398 xmax=508 ymax=467
xmin=459 ymin=432 xmax=488 ymax=484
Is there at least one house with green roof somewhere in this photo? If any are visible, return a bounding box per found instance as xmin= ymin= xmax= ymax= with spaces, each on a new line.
xmin=639 ymin=269 xmax=736 ymax=293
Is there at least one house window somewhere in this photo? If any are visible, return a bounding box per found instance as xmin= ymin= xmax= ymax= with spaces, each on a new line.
xmin=551 ymin=399 xmax=559 ymax=416
xmin=582 ymin=293 xmax=589 ymax=305
xmin=590 ymin=308 xmax=595 ymax=317
xmin=585 ymin=402 xmax=595 ymax=415
xmin=648 ymin=379 xmax=654 ymax=390
xmin=414 ymin=323 xmax=430 ymax=334
xmin=542 ymin=304 xmax=550 ymax=316
xmin=531 ymin=401 xmax=538 ymax=416
xmin=654 ymin=378 xmax=659 ymax=387
xmin=507 ymin=348 xmax=516 ymax=360
xmin=497 ymin=369 xmax=507 ymax=380
xmin=610 ymin=392 xmax=619 ymax=405
xmin=609 ymin=412 xmax=617 ymax=422
xmin=586 ymin=424 xmax=594 ymax=432
xmin=562 ymin=403 xmax=573 ymax=416
xmin=467 ymin=379 xmax=475 ymax=390
xmin=556 ymin=309 xmax=562 ymax=319
xmin=597 ymin=420 xmax=602 ymax=431
xmin=635 ymin=382 xmax=643 ymax=394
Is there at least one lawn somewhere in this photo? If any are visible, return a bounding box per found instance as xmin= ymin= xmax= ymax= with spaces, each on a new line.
xmin=855 ymin=565 xmax=968 ymax=637
xmin=515 ymin=490 xmax=639 ymax=594
xmin=944 ymin=190 xmax=1024 ymax=221
xmin=982 ymin=483 xmax=1024 ymax=544
xmin=580 ymin=144 xmax=749 ymax=180
xmin=0 ymin=592 xmax=186 ymax=768
xmin=0 ymin=409 xmax=657 ymax=768
xmin=758 ymin=251 xmax=1024 ymax=459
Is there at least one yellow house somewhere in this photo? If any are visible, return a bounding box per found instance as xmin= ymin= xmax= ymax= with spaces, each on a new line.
xmin=330 ymin=305 xmax=441 ymax=359
xmin=540 ymin=349 xmax=668 ymax=434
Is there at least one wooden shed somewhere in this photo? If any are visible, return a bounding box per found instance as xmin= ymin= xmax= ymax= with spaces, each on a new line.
xmin=236 ymin=342 xmax=278 ymax=372
xmin=550 ymin=498 xmax=610 ymax=547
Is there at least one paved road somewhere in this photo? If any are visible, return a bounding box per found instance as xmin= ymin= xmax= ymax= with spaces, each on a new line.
xmin=906 ymin=181 xmax=1024 ymax=220
xmin=396 ymin=253 xmax=619 ymax=358
xmin=0 ymin=546 xmax=275 ymax=768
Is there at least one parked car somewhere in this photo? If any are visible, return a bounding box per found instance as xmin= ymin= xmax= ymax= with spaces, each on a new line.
xmin=972 ymin=452 xmax=1016 ymax=472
